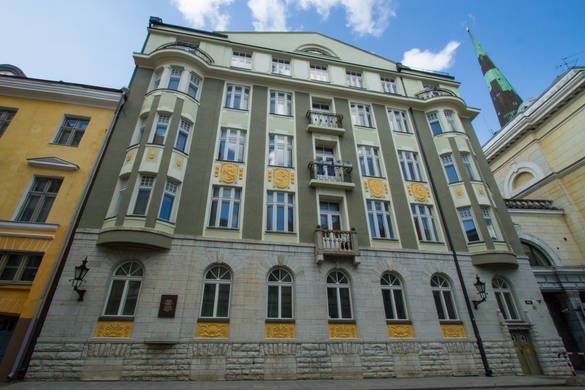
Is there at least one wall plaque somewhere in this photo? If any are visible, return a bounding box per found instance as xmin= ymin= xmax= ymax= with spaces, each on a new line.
xmin=158 ymin=294 xmax=178 ymax=318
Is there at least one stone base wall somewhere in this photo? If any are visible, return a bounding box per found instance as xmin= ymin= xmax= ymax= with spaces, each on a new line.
xmin=26 ymin=339 xmax=543 ymax=381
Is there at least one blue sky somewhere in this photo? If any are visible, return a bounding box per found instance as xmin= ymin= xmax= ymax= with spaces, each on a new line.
xmin=2 ymin=0 xmax=584 ymax=144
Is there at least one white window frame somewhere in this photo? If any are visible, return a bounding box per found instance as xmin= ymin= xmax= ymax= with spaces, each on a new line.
xmin=103 ymin=262 xmax=143 ymax=317
xmin=441 ymin=154 xmax=459 ymax=184
xmin=411 ymin=204 xmax=439 ymax=242
xmin=461 ymin=153 xmax=478 ymax=181
xmin=398 ymin=150 xmax=423 ymax=181
xmin=458 ymin=207 xmax=480 ymax=242
xmin=167 ymin=67 xmax=183 ymax=90
xmin=225 ymin=84 xmax=250 ymax=110
xmin=326 ymin=271 xmax=353 ymax=320
xmin=266 ymin=191 xmax=294 ymax=233
xmin=481 ymin=207 xmax=499 ymax=240
xmin=367 ymin=200 xmax=395 ymax=239
xmin=151 ymin=69 xmax=162 ymax=91
xmin=271 ymin=57 xmax=291 ymax=76
xmin=200 ymin=265 xmax=232 ymax=318
xmin=381 ymin=77 xmax=398 ymax=94
xmin=346 ymin=71 xmax=363 ymax=88
xmin=310 ymin=64 xmax=328 ymax=81
xmin=174 ymin=119 xmax=193 ymax=153
xmin=108 ymin=176 xmax=129 ymax=218
xmin=209 ymin=186 xmax=241 ymax=229
xmin=218 ymin=128 xmax=246 ymax=163
xmin=350 ymin=103 xmax=373 ymax=127
xmin=431 ymin=275 xmax=458 ymax=320
xmin=131 ymin=116 xmax=147 ymax=145
xmin=444 ymin=110 xmax=459 ymax=132
xmin=388 ymin=108 xmax=411 ymax=133
xmin=16 ymin=176 xmax=63 ymax=223
xmin=380 ymin=272 xmax=408 ymax=320
xmin=132 ymin=175 xmax=155 ymax=216
xmin=492 ymin=278 xmax=520 ymax=321
xmin=268 ymin=134 xmax=293 ymax=167
xmin=231 ymin=50 xmax=252 ymax=69
xmin=266 ymin=268 xmax=294 ymax=320
xmin=358 ymin=146 xmax=382 ymax=177
xmin=151 ymin=113 xmax=170 ymax=145
xmin=158 ymin=180 xmax=179 ymax=222
xmin=270 ymin=90 xmax=292 ymax=116
xmin=0 ymin=253 xmax=43 ymax=282
xmin=427 ymin=111 xmax=443 ymax=136
xmin=187 ymin=72 xmax=201 ymax=99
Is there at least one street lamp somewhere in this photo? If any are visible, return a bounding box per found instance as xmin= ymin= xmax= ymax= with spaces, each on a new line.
xmin=71 ymin=257 xmax=89 ymax=301
xmin=472 ymin=275 xmax=487 ymax=309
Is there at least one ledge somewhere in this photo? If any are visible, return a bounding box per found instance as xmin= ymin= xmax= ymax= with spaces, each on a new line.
xmin=309 ymin=179 xmax=355 ymax=190
xmin=0 ymin=220 xmax=59 ymax=232
xmin=197 ymin=317 xmax=229 ymax=323
xmin=98 ymin=316 xmax=134 ymax=321
xmin=307 ymin=124 xmax=345 ymax=136
xmin=265 ymin=318 xmax=295 ymax=323
xmin=471 ymin=250 xmax=518 ymax=269
xmin=97 ymin=227 xmax=172 ymax=249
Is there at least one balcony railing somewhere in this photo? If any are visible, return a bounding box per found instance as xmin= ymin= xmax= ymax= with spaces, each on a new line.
xmin=308 ymin=160 xmax=353 ymax=188
xmin=154 ymin=42 xmax=214 ymax=64
xmin=505 ymin=199 xmax=560 ymax=210
xmin=415 ymin=87 xmax=457 ymax=100
xmin=315 ymin=228 xmax=360 ymax=264
xmin=306 ymin=110 xmax=343 ymax=129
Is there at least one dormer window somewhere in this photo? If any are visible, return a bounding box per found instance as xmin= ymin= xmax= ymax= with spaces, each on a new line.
xmin=302 ymin=47 xmax=329 ymax=56
xmin=232 ymin=50 xmax=252 ymax=69
xmin=310 ymin=64 xmax=328 ymax=81
xmin=346 ymin=71 xmax=363 ymax=88
xmin=272 ymin=58 xmax=291 ymax=76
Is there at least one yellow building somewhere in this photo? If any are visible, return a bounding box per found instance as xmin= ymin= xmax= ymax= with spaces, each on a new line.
xmin=484 ymin=67 xmax=585 ymax=367
xmin=0 ymin=65 xmax=124 ymax=379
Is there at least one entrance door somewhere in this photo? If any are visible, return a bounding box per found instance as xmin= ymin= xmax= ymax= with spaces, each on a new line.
xmin=510 ymin=329 xmax=542 ymax=375
xmin=315 ymin=146 xmax=336 ymax=180
xmin=0 ymin=316 xmax=17 ymax=361
xmin=320 ymin=202 xmax=341 ymax=231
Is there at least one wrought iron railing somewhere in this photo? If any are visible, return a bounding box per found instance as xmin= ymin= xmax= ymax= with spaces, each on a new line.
xmin=306 ymin=110 xmax=343 ymax=128
xmin=154 ymin=42 xmax=214 ymax=64
xmin=415 ymin=87 xmax=457 ymax=100
xmin=505 ymin=199 xmax=559 ymax=210
xmin=308 ymin=160 xmax=352 ymax=183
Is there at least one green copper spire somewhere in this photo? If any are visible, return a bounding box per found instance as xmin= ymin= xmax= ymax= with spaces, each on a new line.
xmin=467 ymin=28 xmax=523 ymax=127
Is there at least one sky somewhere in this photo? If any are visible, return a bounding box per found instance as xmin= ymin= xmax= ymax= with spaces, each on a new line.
xmin=2 ymin=0 xmax=584 ymax=145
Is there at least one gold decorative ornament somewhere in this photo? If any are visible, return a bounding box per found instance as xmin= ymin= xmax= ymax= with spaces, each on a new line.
xmin=411 ymin=183 xmax=429 ymax=202
xmin=387 ymin=324 xmax=414 ymax=338
xmin=478 ymin=187 xmax=484 ymax=195
xmin=239 ymin=167 xmax=243 ymax=180
xmin=214 ymin=165 xmax=219 ymax=178
xmin=126 ymin=152 xmax=132 ymax=162
xmin=176 ymin=157 xmax=183 ymax=167
xmin=440 ymin=323 xmax=466 ymax=338
xmin=368 ymin=179 xmax=384 ymax=198
xmin=221 ymin=163 xmax=238 ymax=183
xmin=195 ymin=322 xmax=229 ymax=338
xmin=94 ymin=321 xmax=134 ymax=338
xmin=384 ymin=183 xmax=389 ymax=194
xmin=455 ymin=188 xmax=463 ymax=197
xmin=267 ymin=169 xmax=272 ymax=182
xmin=274 ymin=168 xmax=290 ymax=189
xmin=148 ymin=150 xmax=156 ymax=159
xmin=265 ymin=322 xmax=296 ymax=338
xmin=290 ymin=172 xmax=295 ymax=185
xmin=328 ymin=323 xmax=357 ymax=338
xmin=407 ymin=185 xmax=413 ymax=196
xmin=363 ymin=181 xmax=369 ymax=192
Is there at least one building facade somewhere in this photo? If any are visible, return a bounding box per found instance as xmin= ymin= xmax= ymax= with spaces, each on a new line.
xmin=27 ymin=19 xmax=570 ymax=380
xmin=0 ymin=67 xmax=124 ymax=378
xmin=483 ymin=67 xmax=585 ymax=368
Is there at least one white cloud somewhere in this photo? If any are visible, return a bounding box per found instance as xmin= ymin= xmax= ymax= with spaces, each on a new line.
xmin=248 ymin=0 xmax=288 ymax=30
xmin=171 ymin=0 xmax=234 ymax=30
xmin=401 ymin=41 xmax=461 ymax=72
xmin=297 ymin=0 xmax=394 ymax=37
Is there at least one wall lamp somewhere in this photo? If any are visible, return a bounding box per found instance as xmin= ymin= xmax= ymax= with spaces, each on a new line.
xmin=70 ymin=257 xmax=90 ymax=301
xmin=472 ymin=275 xmax=487 ymax=309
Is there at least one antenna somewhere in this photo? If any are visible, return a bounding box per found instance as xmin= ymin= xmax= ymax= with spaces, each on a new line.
xmin=556 ymin=50 xmax=583 ymax=72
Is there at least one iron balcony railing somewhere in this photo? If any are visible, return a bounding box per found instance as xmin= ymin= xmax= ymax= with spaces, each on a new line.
xmin=415 ymin=87 xmax=457 ymax=100
xmin=308 ymin=160 xmax=352 ymax=183
xmin=306 ymin=110 xmax=343 ymax=129
xmin=154 ymin=42 xmax=214 ymax=65
xmin=314 ymin=228 xmax=360 ymax=262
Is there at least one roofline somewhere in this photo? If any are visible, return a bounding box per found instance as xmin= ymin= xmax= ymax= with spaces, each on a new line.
xmin=0 ymin=74 xmax=124 ymax=94
xmin=149 ymin=18 xmax=228 ymax=39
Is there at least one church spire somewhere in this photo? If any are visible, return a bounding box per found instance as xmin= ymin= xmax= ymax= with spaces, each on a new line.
xmin=467 ymin=28 xmax=523 ymax=127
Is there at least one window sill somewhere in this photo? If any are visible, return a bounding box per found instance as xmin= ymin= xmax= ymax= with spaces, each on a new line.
xmin=231 ymin=65 xmax=252 ymax=71
xmin=361 ymin=174 xmax=385 ymax=179
xmin=405 ymin=179 xmax=428 ymax=184
xmin=347 ymin=85 xmax=365 ymax=90
xmin=309 ymin=78 xmax=330 ymax=83
xmin=393 ymin=130 xmax=413 ymax=135
xmin=126 ymin=214 xmax=147 ymax=218
xmin=353 ymin=125 xmax=375 ymax=129
xmin=467 ymin=240 xmax=486 ymax=245
xmin=269 ymin=113 xmax=294 ymax=118
xmin=265 ymin=318 xmax=295 ymax=323
xmin=207 ymin=226 xmax=239 ymax=231
xmin=216 ymin=159 xmax=244 ymax=164
xmin=447 ymin=180 xmax=463 ymax=185
xmin=0 ymin=220 xmax=59 ymax=232
xmin=198 ymin=317 xmax=229 ymax=323
xmin=419 ymin=240 xmax=445 ymax=245
xmin=49 ymin=142 xmax=78 ymax=148
xmin=156 ymin=218 xmax=176 ymax=226
xmin=386 ymin=319 xmax=411 ymax=324
xmin=439 ymin=320 xmax=462 ymax=325
xmin=145 ymin=142 xmax=165 ymax=147
xmin=172 ymin=147 xmax=189 ymax=156
xmin=372 ymin=237 xmax=399 ymax=242
xmin=99 ymin=316 xmax=134 ymax=321
xmin=265 ymin=230 xmax=295 ymax=235
xmin=271 ymin=72 xmax=292 ymax=78
xmin=223 ymin=106 xmax=249 ymax=112
xmin=267 ymin=164 xmax=295 ymax=169
xmin=328 ymin=319 xmax=355 ymax=324
xmin=0 ymin=282 xmax=33 ymax=288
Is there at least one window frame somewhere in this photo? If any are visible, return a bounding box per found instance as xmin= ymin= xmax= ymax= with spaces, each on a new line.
xmin=53 ymin=116 xmax=90 ymax=147
xmin=16 ymin=176 xmax=63 ymax=223
xmin=431 ymin=275 xmax=458 ymax=321
xmin=444 ymin=110 xmax=460 ymax=132
xmin=380 ymin=272 xmax=408 ymax=320
xmin=398 ymin=150 xmax=423 ymax=182
xmin=208 ymin=186 xmax=241 ymax=229
xmin=326 ymin=271 xmax=353 ymax=320
xmin=174 ymin=119 xmax=193 ymax=153
xmin=381 ymin=77 xmax=398 ymax=94
xmin=151 ymin=113 xmax=170 ymax=145
xmin=268 ymin=134 xmax=294 ymax=167
xmin=200 ymin=265 xmax=232 ymax=319
xmin=492 ymin=278 xmax=520 ymax=321
xmin=167 ymin=67 xmax=183 ymax=90
xmin=225 ymin=84 xmax=250 ymax=110
xmin=0 ymin=108 xmax=17 ymax=137
xmin=411 ymin=204 xmax=439 ymax=242
xmin=187 ymin=72 xmax=201 ymax=100
xmin=269 ymin=90 xmax=292 ymax=116
xmin=0 ymin=253 xmax=43 ymax=283
xmin=481 ymin=207 xmax=499 ymax=240
xmin=231 ymin=50 xmax=252 ymax=69
xmin=158 ymin=180 xmax=179 ymax=222
xmin=266 ymin=191 xmax=294 ymax=233
xmin=266 ymin=268 xmax=294 ymax=319
xmin=131 ymin=175 xmax=155 ymax=216
xmin=461 ymin=153 xmax=478 ymax=181
xmin=309 ymin=64 xmax=328 ymax=81
xmin=358 ymin=145 xmax=383 ymax=177
xmin=108 ymin=176 xmax=129 ymax=218
xmin=218 ymin=128 xmax=246 ymax=163
xmin=367 ymin=200 xmax=395 ymax=239
xmin=271 ymin=57 xmax=291 ymax=76
xmin=427 ymin=111 xmax=443 ymax=136
xmin=441 ymin=154 xmax=460 ymax=184
xmin=387 ymin=108 xmax=411 ymax=134
xmin=350 ymin=103 xmax=373 ymax=128
xmin=346 ymin=70 xmax=363 ymax=88
xmin=103 ymin=261 xmax=144 ymax=317
xmin=458 ymin=207 xmax=480 ymax=242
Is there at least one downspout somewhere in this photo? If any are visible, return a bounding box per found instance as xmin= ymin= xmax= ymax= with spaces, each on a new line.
xmin=409 ymin=108 xmax=493 ymax=376
xmin=8 ymin=90 xmax=127 ymax=380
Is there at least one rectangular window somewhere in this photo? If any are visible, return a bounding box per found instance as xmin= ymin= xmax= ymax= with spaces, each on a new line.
xmin=398 ymin=150 xmax=423 ymax=181
xmin=444 ymin=110 xmax=459 ymax=132
xmin=218 ymin=128 xmax=246 ymax=162
xmin=0 ymin=253 xmax=43 ymax=282
xmin=209 ymin=186 xmax=241 ymax=229
xmin=381 ymin=77 xmax=398 ymax=94
xmin=346 ymin=71 xmax=363 ymax=88
xmin=54 ymin=116 xmax=89 ymax=146
xmin=131 ymin=116 xmax=146 ymax=145
xmin=174 ymin=119 xmax=192 ymax=153
xmin=458 ymin=207 xmax=480 ymax=242
xmin=225 ymin=84 xmax=250 ymax=110
xmin=270 ymin=91 xmax=292 ymax=116
xmin=367 ymin=200 xmax=394 ymax=239
xmin=411 ymin=204 xmax=439 ymax=242
xmin=110 ymin=176 xmax=129 ymax=218
xmin=427 ymin=112 xmax=443 ymax=136
xmin=388 ymin=109 xmax=410 ymax=133
xmin=151 ymin=69 xmax=162 ymax=90
xmin=358 ymin=146 xmax=382 ymax=177
xmin=268 ymin=134 xmax=293 ymax=167
xmin=272 ymin=58 xmax=291 ymax=75
xmin=152 ymin=114 xmax=170 ymax=145
xmin=441 ymin=154 xmax=459 ymax=183
xmin=17 ymin=177 xmax=62 ymax=223
xmin=132 ymin=175 xmax=154 ymax=216
xmin=350 ymin=103 xmax=373 ymax=127
xmin=266 ymin=191 xmax=294 ymax=232
xmin=158 ymin=180 xmax=179 ymax=221
xmin=187 ymin=73 xmax=201 ymax=99
xmin=481 ymin=207 xmax=498 ymax=240
xmin=312 ymin=102 xmax=330 ymax=112
xmin=167 ymin=67 xmax=182 ymax=90
xmin=231 ymin=51 xmax=252 ymax=69
xmin=0 ymin=108 xmax=16 ymax=137
xmin=461 ymin=153 xmax=478 ymax=181
xmin=310 ymin=64 xmax=328 ymax=81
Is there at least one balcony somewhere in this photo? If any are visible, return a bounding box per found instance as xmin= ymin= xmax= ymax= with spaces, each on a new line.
xmin=154 ymin=42 xmax=214 ymax=65
xmin=306 ymin=111 xmax=345 ymax=136
xmin=308 ymin=160 xmax=355 ymax=190
xmin=315 ymin=228 xmax=360 ymax=264
xmin=415 ymin=87 xmax=457 ymax=100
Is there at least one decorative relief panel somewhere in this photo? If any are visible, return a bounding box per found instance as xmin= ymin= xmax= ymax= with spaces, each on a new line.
xmin=328 ymin=323 xmax=357 ymax=338
xmin=274 ymin=168 xmax=290 ymax=189
xmin=214 ymin=165 xmax=220 ymax=178
xmin=363 ymin=180 xmax=369 ymax=192
xmin=387 ymin=323 xmax=414 ymax=338
xmin=408 ymin=183 xmax=431 ymax=202
xmin=265 ymin=322 xmax=296 ymax=338
xmin=440 ymin=323 xmax=466 ymax=338
xmin=94 ymin=321 xmax=134 ymax=338
xmin=368 ymin=179 xmax=384 ymax=198
xmin=195 ymin=321 xmax=229 ymax=338
xmin=456 ymin=188 xmax=463 ymax=197
xmin=126 ymin=152 xmax=132 ymax=162
xmin=290 ymin=172 xmax=295 ymax=185
xmin=221 ymin=163 xmax=238 ymax=183
xmin=148 ymin=150 xmax=157 ymax=159
xmin=267 ymin=169 xmax=273 ymax=183
xmin=176 ymin=157 xmax=183 ymax=167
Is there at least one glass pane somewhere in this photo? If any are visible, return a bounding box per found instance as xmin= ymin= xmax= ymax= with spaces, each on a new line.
xmin=201 ymin=283 xmax=216 ymax=317
xmin=394 ymin=289 xmax=407 ymax=319
xmin=267 ymin=205 xmax=273 ymax=230
xmin=331 ymin=215 xmax=341 ymax=230
xmin=287 ymin=206 xmax=294 ymax=232
xmin=381 ymin=289 xmax=393 ymax=319
xmin=433 ymin=290 xmax=445 ymax=320
xmin=71 ymin=131 xmax=84 ymax=146
xmin=495 ymin=292 xmax=507 ymax=319
xmin=231 ymin=202 xmax=239 ymax=228
xmin=267 ymin=285 xmax=279 ymax=318
xmin=444 ymin=291 xmax=457 ymax=319
xmin=327 ymin=287 xmax=338 ymax=319
xmin=48 ymin=180 xmax=62 ymax=193
xmin=504 ymin=292 xmax=519 ymax=320
xmin=209 ymin=200 xmax=217 ymax=226
xmin=176 ymin=132 xmax=187 ymax=152
xmin=133 ymin=189 xmax=150 ymax=215
xmin=340 ymin=288 xmax=352 ymax=319
xmin=217 ymin=284 xmax=230 ymax=317
xmin=18 ymin=195 xmax=39 ymax=222
xmin=281 ymin=286 xmax=292 ymax=318
xmin=159 ymin=194 xmax=174 ymax=220
xmin=377 ymin=214 xmax=386 ymax=237
xmin=276 ymin=205 xmax=284 ymax=231
xmin=35 ymin=197 xmax=55 ymax=223
xmin=219 ymin=200 xmax=230 ymax=227
xmin=104 ymin=280 xmax=125 ymax=315
xmin=122 ymin=281 xmax=141 ymax=316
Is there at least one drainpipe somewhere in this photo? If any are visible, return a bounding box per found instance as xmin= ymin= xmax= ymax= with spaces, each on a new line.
xmin=7 ymin=90 xmax=127 ymax=380
xmin=409 ymin=108 xmax=493 ymax=376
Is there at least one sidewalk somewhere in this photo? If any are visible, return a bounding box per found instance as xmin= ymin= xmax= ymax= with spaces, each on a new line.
xmin=3 ymin=375 xmax=573 ymax=390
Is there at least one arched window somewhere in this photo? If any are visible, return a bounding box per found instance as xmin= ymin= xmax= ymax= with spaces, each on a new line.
xmin=267 ymin=268 xmax=293 ymax=319
xmin=522 ymin=241 xmax=553 ymax=267
xmin=327 ymin=271 xmax=352 ymax=319
xmin=380 ymin=272 xmax=407 ymax=320
xmin=492 ymin=278 xmax=520 ymax=320
xmin=200 ymin=265 xmax=232 ymax=318
xmin=431 ymin=275 xmax=458 ymax=320
xmin=104 ymin=262 xmax=143 ymax=316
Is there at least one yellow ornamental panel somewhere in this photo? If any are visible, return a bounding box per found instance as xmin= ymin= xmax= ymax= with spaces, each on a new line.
xmin=176 ymin=157 xmax=183 ymax=167
xmin=456 ymin=188 xmax=463 ymax=197
xmin=267 ymin=169 xmax=273 ymax=182
xmin=265 ymin=322 xmax=296 ymax=338
xmin=363 ymin=180 xmax=369 ymax=192
xmin=411 ymin=183 xmax=430 ymax=202
xmin=440 ymin=323 xmax=466 ymax=338
xmin=274 ymin=168 xmax=290 ymax=189
xmin=148 ymin=150 xmax=156 ymax=159
xmin=126 ymin=152 xmax=132 ymax=162
xmin=384 ymin=182 xmax=389 ymax=194
xmin=328 ymin=323 xmax=357 ymax=338
xmin=214 ymin=165 xmax=220 ymax=178
xmin=195 ymin=321 xmax=229 ymax=338
xmin=387 ymin=323 xmax=414 ymax=338
xmin=221 ymin=163 xmax=238 ymax=183
xmin=368 ymin=178 xmax=384 ymax=198
xmin=238 ymin=167 xmax=243 ymax=180
xmin=94 ymin=321 xmax=134 ymax=338
xmin=290 ymin=172 xmax=295 ymax=185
